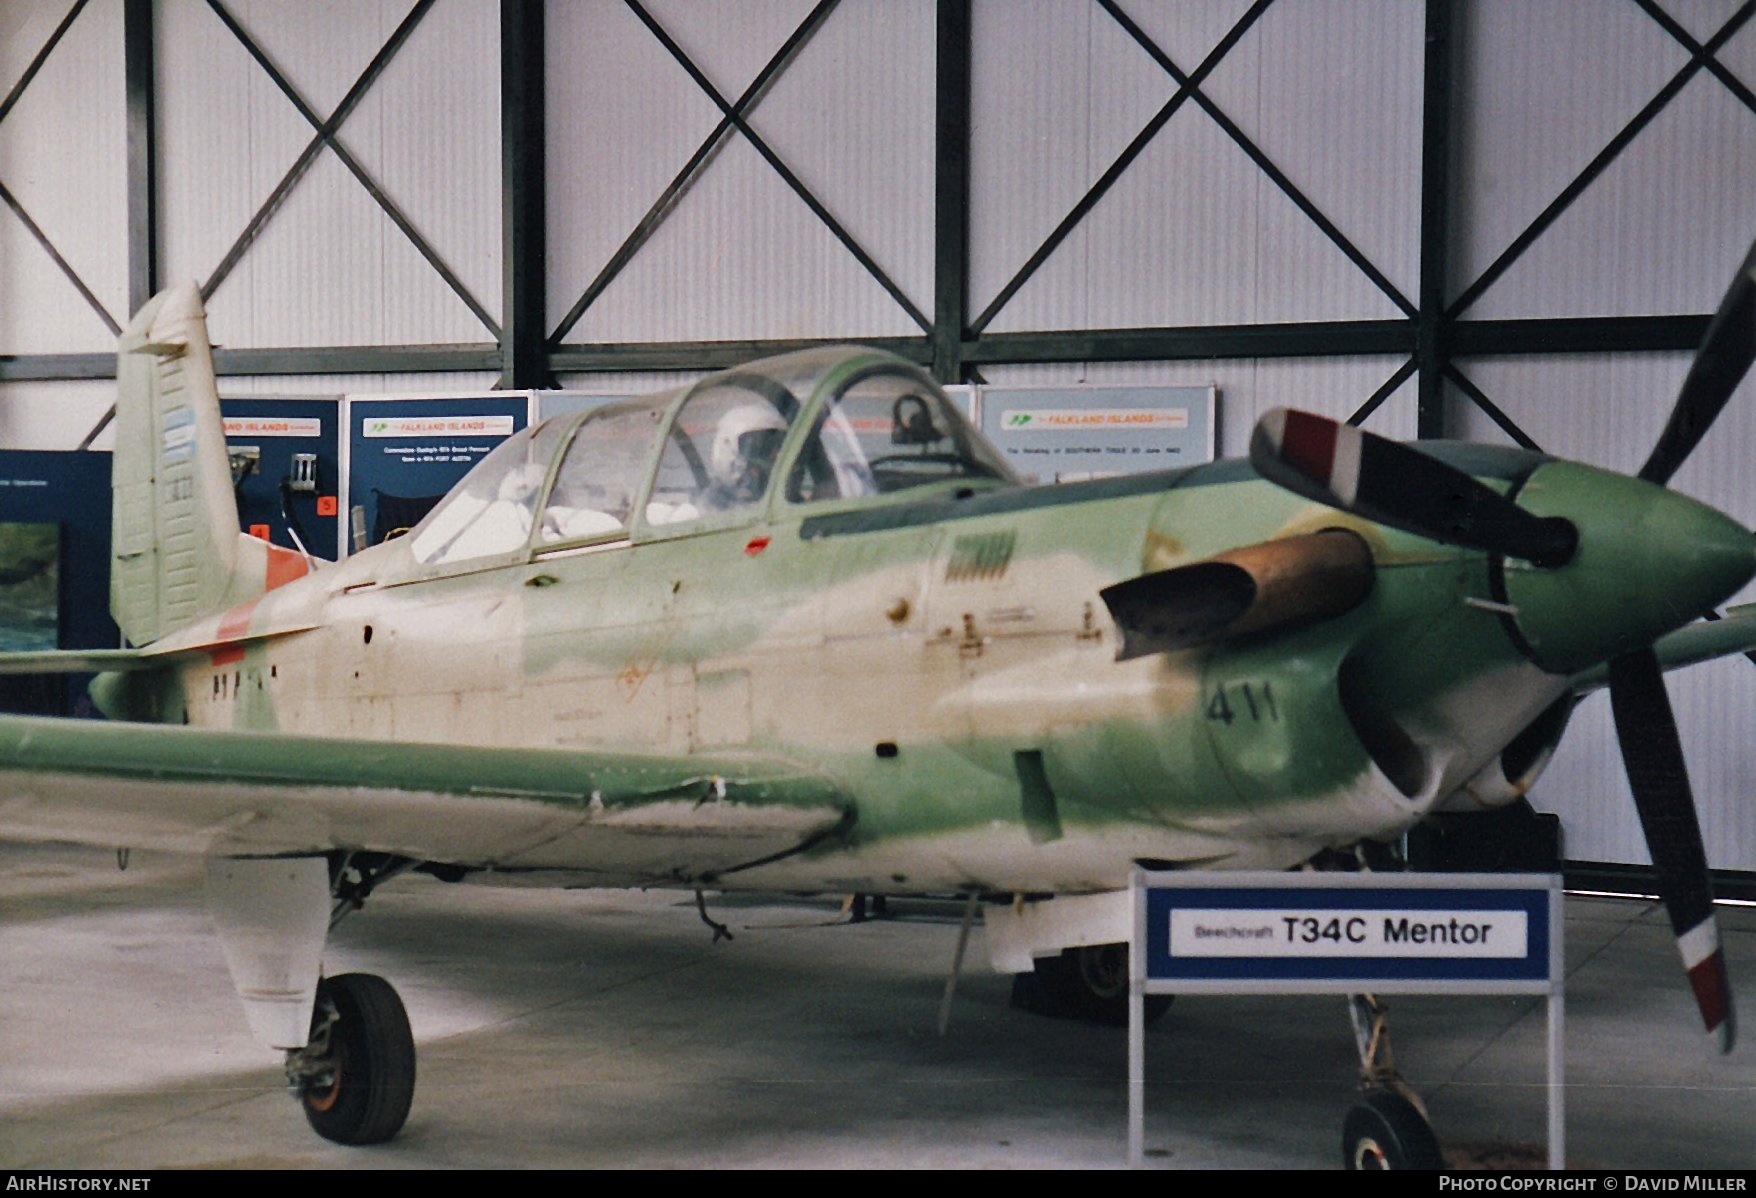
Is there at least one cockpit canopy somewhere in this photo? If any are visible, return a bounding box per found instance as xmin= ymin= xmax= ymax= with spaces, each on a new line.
xmin=405 ymin=347 xmax=1014 ymax=568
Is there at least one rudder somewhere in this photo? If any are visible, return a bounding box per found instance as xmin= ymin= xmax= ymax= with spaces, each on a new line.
xmin=110 ymin=284 xmax=308 ymax=646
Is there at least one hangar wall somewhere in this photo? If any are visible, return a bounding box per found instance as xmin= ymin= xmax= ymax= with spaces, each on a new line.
xmin=3 ymin=0 xmax=1755 ymax=872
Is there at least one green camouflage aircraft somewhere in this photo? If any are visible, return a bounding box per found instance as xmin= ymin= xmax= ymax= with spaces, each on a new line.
xmin=0 ymin=248 xmax=1753 ymax=1159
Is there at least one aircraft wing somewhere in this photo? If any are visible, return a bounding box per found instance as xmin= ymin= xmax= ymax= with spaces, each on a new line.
xmin=0 ymin=649 xmax=158 ymax=674
xmin=1571 ymin=603 xmax=1756 ymax=694
xmin=0 ymin=714 xmax=853 ymax=884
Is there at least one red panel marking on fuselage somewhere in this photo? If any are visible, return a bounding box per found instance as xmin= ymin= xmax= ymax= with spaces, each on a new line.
xmin=266 ymin=544 xmax=310 ymax=591
xmin=208 ymin=600 xmax=259 ymax=666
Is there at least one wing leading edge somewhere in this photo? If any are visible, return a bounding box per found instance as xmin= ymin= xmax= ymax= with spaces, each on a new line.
xmin=0 ymin=715 xmax=852 ymax=885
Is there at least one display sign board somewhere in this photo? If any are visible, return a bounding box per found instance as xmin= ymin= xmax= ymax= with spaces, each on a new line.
xmin=977 ymin=385 xmax=1215 ymax=485
xmin=342 ymin=394 xmax=531 ymax=554
xmin=0 ymin=451 xmax=117 ymax=716
xmin=1138 ymin=872 xmax=1557 ymax=991
xmin=221 ymin=397 xmax=341 ymax=561
xmin=1127 ymin=871 xmax=1564 ymax=1168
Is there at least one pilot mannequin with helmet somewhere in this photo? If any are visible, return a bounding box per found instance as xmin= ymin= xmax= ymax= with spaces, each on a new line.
xmin=701 ymin=402 xmax=789 ymax=511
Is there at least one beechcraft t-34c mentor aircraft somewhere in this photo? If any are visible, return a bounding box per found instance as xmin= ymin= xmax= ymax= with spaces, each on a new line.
xmin=2 ymin=244 xmax=1755 ymax=1162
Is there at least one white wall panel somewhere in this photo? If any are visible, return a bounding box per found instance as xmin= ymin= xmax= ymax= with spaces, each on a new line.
xmin=550 ymin=0 xmax=930 ymax=343
xmin=1453 ymin=354 xmax=1756 ymax=869
xmin=546 ymin=0 xmax=729 ymax=329
xmin=554 ymin=369 xmax=707 ymax=395
xmin=755 ymin=0 xmax=937 ymax=323
xmin=219 ymin=371 xmax=500 ymax=396
xmin=337 ymin=0 xmax=502 ymax=342
xmin=1462 ymin=72 xmax=1756 ymax=320
xmin=968 ymin=0 xmax=1116 ymax=328
xmin=157 ymin=0 xmax=497 ymax=348
xmin=1199 ymin=0 xmax=1423 ymax=307
xmin=0 ymin=0 xmax=127 ymax=351
xmin=980 ymin=354 xmax=1416 ymax=455
xmin=1448 ymin=1 xmax=1756 ymax=319
xmin=972 ymin=0 xmax=1417 ymax=333
xmin=0 ymin=381 xmax=117 ymax=451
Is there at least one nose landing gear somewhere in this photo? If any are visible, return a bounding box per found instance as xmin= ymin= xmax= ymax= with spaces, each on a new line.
xmin=1340 ymin=994 xmax=1443 ymax=1170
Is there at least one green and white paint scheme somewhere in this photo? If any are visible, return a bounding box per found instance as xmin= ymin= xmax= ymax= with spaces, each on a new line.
xmin=1 ymin=280 xmax=1752 ymax=1147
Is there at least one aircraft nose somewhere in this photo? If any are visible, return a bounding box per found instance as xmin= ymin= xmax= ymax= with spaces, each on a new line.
xmin=1501 ymin=461 xmax=1755 ymax=674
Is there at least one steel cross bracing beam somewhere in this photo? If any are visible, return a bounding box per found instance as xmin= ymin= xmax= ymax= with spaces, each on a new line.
xmin=548 ymin=0 xmax=840 ymax=347
xmin=616 ymin=1 xmax=931 ymax=335
xmin=1415 ymin=0 xmax=1452 ymax=440
xmin=1445 ymin=364 xmax=1543 ymax=453
xmin=0 ymin=0 xmax=121 ymax=339
xmin=932 ymin=0 xmax=972 ymax=385
xmin=200 ymin=0 xmax=498 ymax=339
xmin=1348 ymin=359 xmax=1420 ymax=430
xmin=1442 ymin=0 xmax=1756 ymax=451
xmin=1447 ymin=0 xmax=1756 ymax=321
xmin=125 ymin=0 xmax=157 ymax=317
xmin=1097 ymin=0 xmax=1415 ymax=319
xmin=501 ymin=0 xmax=548 ymax=390
xmin=967 ymin=0 xmax=1270 ymax=338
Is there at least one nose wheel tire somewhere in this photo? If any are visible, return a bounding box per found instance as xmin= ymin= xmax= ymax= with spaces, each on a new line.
xmin=1342 ymin=1090 xmax=1443 ymax=1170
xmin=298 ymin=972 xmax=416 ymax=1145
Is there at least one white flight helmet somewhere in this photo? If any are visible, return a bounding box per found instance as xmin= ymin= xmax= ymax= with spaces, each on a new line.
xmin=709 ymin=402 xmax=788 ymax=488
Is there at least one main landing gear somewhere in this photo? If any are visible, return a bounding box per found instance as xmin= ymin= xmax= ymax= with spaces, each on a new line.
xmin=285 ymin=972 xmax=416 ymax=1145
xmin=1011 ymin=942 xmax=1173 ymax=1027
xmin=1340 ymin=994 xmax=1443 ymax=1170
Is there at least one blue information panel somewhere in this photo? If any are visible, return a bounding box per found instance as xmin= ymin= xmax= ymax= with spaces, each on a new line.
xmin=221 ymin=398 xmax=340 ymax=561
xmin=1137 ymin=871 xmax=1559 ymax=992
xmin=0 ymin=451 xmax=117 ymax=716
xmin=343 ymin=394 xmax=530 ymax=554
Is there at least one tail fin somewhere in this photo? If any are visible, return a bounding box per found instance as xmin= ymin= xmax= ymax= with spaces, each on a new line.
xmin=110 ymin=284 xmax=309 ymax=647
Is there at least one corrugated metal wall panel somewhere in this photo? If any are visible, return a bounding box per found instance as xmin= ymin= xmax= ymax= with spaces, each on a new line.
xmin=220 ymin=371 xmax=500 ymax=396
xmin=340 ymin=0 xmax=503 ymax=342
xmin=158 ymin=0 xmax=497 ymax=347
xmin=554 ymin=368 xmax=707 ymax=395
xmin=545 ymin=0 xmax=728 ymax=334
xmin=1200 ymin=0 xmax=1423 ymax=309
xmin=1467 ymin=73 xmax=1756 ymax=319
xmin=157 ymin=0 xmax=324 ymax=345
xmin=1448 ymin=1 xmax=1756 ymax=319
xmin=554 ymin=1 xmax=927 ymax=340
xmin=970 ymin=0 xmax=1417 ymax=333
xmin=967 ymin=0 xmax=1104 ymax=329
xmin=0 ymin=0 xmax=127 ymax=352
xmin=754 ymin=0 xmax=936 ymax=326
xmin=0 ymin=380 xmax=118 ymax=451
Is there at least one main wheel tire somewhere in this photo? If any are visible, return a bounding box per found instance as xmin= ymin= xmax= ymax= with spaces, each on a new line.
xmin=301 ymin=972 xmax=416 ymax=1145
xmin=1014 ymin=943 xmax=1173 ymax=1027
xmin=1342 ymin=1090 xmax=1444 ymax=1170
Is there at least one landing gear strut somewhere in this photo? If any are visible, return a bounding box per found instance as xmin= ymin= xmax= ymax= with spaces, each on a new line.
xmin=287 ymin=972 xmax=416 ymax=1145
xmin=1340 ymin=994 xmax=1442 ymax=1169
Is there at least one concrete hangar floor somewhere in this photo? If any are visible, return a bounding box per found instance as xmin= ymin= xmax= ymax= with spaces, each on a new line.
xmin=1 ymin=841 xmax=1752 ymax=1171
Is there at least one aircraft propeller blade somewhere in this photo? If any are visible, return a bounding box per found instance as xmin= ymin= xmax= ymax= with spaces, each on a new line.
xmin=1606 ymin=648 xmax=1736 ymax=1052
xmin=1249 ymin=410 xmax=1578 ymax=568
xmin=1639 ymin=238 xmax=1756 ymax=487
